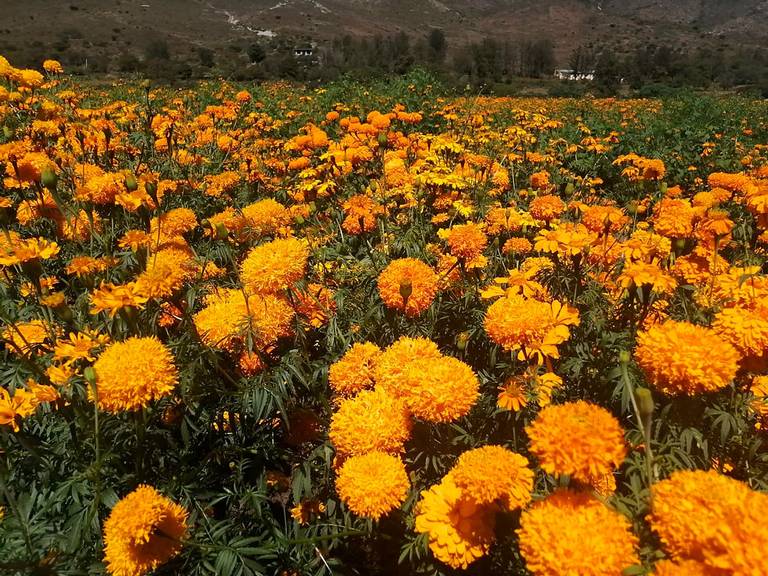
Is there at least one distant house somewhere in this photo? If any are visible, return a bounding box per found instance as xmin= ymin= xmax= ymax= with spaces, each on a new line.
xmin=294 ymin=47 xmax=314 ymax=57
xmin=554 ymin=69 xmax=596 ymax=81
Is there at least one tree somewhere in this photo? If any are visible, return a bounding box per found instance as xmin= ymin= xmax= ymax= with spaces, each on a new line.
xmin=247 ymin=43 xmax=266 ymax=64
xmin=144 ymin=39 xmax=169 ymax=61
xmin=427 ymin=28 xmax=446 ymax=63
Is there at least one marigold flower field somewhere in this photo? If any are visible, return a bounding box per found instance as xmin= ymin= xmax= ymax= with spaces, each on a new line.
xmin=1 ymin=55 xmax=768 ymax=575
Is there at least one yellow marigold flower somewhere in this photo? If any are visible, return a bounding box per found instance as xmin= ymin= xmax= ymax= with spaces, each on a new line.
xmin=442 ymin=222 xmax=488 ymax=261
xmin=90 ymin=282 xmax=149 ymax=317
xmin=2 ymin=319 xmax=50 ymax=356
xmin=241 ymin=198 xmax=292 ymax=239
xmin=383 ymin=355 xmax=479 ymax=423
xmin=92 ymin=337 xmax=178 ymax=412
xmin=377 ymin=257 xmax=438 ymax=317
xmin=526 ymin=401 xmax=627 ymax=481
xmin=518 ymin=489 xmax=639 ymax=576
xmin=0 ymin=236 xmax=60 ymax=266
xmin=449 ymin=446 xmax=533 ymax=510
xmin=67 ymin=255 xmax=116 ymax=277
xmin=329 ymin=342 xmax=382 ymax=396
xmin=0 ymin=387 xmax=39 ymax=432
xmin=498 ymin=376 xmax=528 ymax=411
xmin=103 ymin=485 xmax=188 ymax=576
xmin=135 ymin=245 xmax=198 ymax=299
xmin=414 ymin=476 xmax=496 ymax=569
xmin=648 ymin=470 xmax=768 ymax=574
xmin=373 ymin=336 xmax=443 ymax=391
xmin=290 ymin=499 xmax=326 ymax=525
xmin=335 ymin=451 xmax=409 ymax=520
xmin=150 ymin=208 xmax=197 ymax=240
xmin=329 ymin=388 xmax=411 ymax=457
xmin=635 ymin=320 xmax=740 ymax=395
xmin=484 ymin=295 xmax=579 ymax=363
xmin=485 ymin=206 xmax=524 ymax=235
xmin=43 ymin=59 xmax=63 ymax=74
xmin=193 ymin=289 xmax=293 ymax=354
xmin=240 ymin=237 xmax=308 ymax=294
xmin=618 ymin=261 xmax=678 ymax=295
xmin=529 ymin=194 xmax=564 ymax=222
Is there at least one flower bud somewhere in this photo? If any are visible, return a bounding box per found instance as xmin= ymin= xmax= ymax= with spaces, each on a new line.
xmin=634 ymin=387 xmax=654 ymax=430
xmin=124 ymin=173 xmax=138 ymax=192
xmin=456 ymin=331 xmax=470 ymax=351
xmin=618 ymin=350 xmax=631 ymax=365
xmin=83 ymin=366 xmax=97 ymax=386
xmin=40 ymin=167 xmax=57 ymax=190
xmin=399 ymin=279 xmax=413 ymax=301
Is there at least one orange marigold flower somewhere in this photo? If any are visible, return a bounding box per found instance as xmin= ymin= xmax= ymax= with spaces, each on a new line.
xmin=2 ymin=320 xmax=50 ymax=356
xmin=498 ymin=376 xmax=528 ymax=411
xmin=648 ymin=470 xmax=768 ymax=574
xmin=385 ymin=355 xmax=479 ymax=423
xmin=502 ymin=237 xmax=533 ymax=256
xmin=635 ymin=320 xmax=740 ymax=395
xmin=484 ymin=295 xmax=579 ymax=363
xmin=442 ymin=222 xmax=488 ymax=261
xmin=529 ymin=194 xmax=564 ymax=222
xmin=92 ymin=337 xmax=178 ymax=412
xmin=329 ymin=342 xmax=382 ymax=396
xmin=329 ymin=388 xmax=412 ymax=457
xmin=240 ymin=237 xmax=309 ymax=294
xmin=335 ymin=451 xmax=409 ymax=520
xmin=449 ymin=446 xmax=533 ymax=510
xmin=342 ymin=194 xmax=384 ymax=235
xmin=103 ymin=485 xmax=188 ymax=576
xmin=373 ymin=336 xmax=443 ymax=391
xmin=529 ymin=171 xmax=551 ymax=191
xmin=414 ymin=476 xmax=496 ymax=569
xmin=518 ymin=489 xmax=639 ymax=576
xmin=653 ymin=559 xmax=715 ymax=576
xmin=652 ymin=198 xmax=697 ymax=239
xmin=712 ymin=303 xmax=768 ymax=371
xmin=527 ymin=401 xmax=627 ymax=481
xmin=294 ymin=283 xmax=336 ymax=328
xmin=90 ymin=282 xmax=149 ymax=317
xmin=377 ymin=257 xmax=438 ymax=317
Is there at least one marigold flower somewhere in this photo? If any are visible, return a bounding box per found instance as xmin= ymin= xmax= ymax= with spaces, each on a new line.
xmin=2 ymin=319 xmax=50 ymax=356
xmin=635 ymin=320 xmax=740 ymax=395
xmin=240 ymin=237 xmax=308 ymax=294
xmin=92 ymin=337 xmax=178 ymax=412
xmin=329 ymin=388 xmax=412 ymax=457
xmin=653 ymin=198 xmax=697 ymax=239
xmin=648 ymin=470 xmax=768 ymax=574
xmin=385 ymin=355 xmax=479 ymax=422
xmin=526 ymin=401 xmax=627 ymax=481
xmin=103 ymin=485 xmax=188 ymax=576
xmin=377 ymin=258 xmax=438 ymax=317
xmin=342 ymin=194 xmax=384 ymax=235
xmin=618 ymin=261 xmax=678 ymax=295
xmin=329 ymin=342 xmax=382 ymax=396
xmin=90 ymin=282 xmax=149 ymax=317
xmin=193 ymin=289 xmax=293 ymax=354
xmin=529 ymin=194 xmax=564 ymax=221
xmin=442 ymin=222 xmax=488 ymax=261
xmin=414 ymin=476 xmax=496 ymax=569
xmin=373 ymin=336 xmax=443 ymax=391
xmin=449 ymin=446 xmax=533 ymax=510
xmin=484 ymin=295 xmax=579 ymax=363
xmin=335 ymin=451 xmax=409 ymax=520
xmin=518 ymin=489 xmax=639 ymax=576
xmin=241 ymin=198 xmax=292 ymax=239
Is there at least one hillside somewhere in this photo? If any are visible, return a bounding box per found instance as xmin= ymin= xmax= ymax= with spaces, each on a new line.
xmin=1 ymin=0 xmax=767 ymax=71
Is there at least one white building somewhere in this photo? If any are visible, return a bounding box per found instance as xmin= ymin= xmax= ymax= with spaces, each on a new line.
xmin=554 ymin=69 xmax=596 ymax=81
